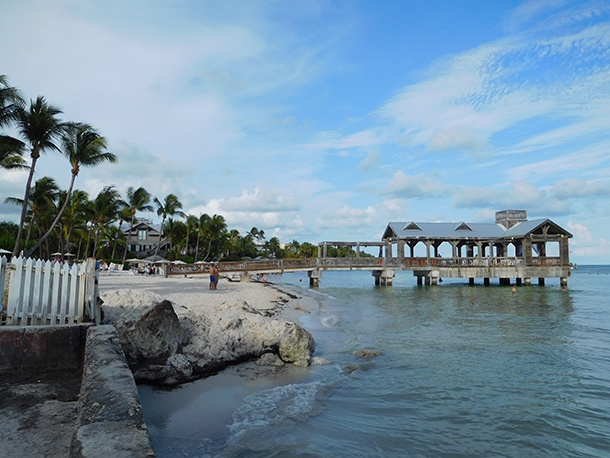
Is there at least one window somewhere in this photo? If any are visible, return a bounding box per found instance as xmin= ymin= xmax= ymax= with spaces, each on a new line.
xmin=138 ymin=229 xmax=147 ymax=240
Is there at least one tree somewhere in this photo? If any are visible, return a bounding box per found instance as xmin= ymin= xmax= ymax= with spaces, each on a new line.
xmin=5 ymin=176 xmax=59 ymax=256
xmin=61 ymin=189 xmax=90 ymax=257
xmin=153 ymin=193 xmax=185 ymax=260
xmin=12 ymin=96 xmax=64 ymax=256
xmin=25 ymin=122 xmax=117 ymax=257
xmin=264 ymin=236 xmax=282 ymax=259
xmin=184 ymin=214 xmax=199 ymax=258
xmin=89 ymin=186 xmax=120 ymax=257
xmin=122 ymin=186 xmax=153 ymax=262
xmin=200 ymin=214 xmax=228 ymax=261
xmin=298 ymin=242 xmax=317 ymax=258
xmin=0 ymin=75 xmax=26 ymax=170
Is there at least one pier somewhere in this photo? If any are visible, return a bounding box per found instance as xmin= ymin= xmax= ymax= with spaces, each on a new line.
xmin=167 ymin=210 xmax=572 ymax=288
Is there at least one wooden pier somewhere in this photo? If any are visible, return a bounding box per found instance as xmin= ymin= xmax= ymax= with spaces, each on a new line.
xmin=166 ymin=211 xmax=572 ymax=288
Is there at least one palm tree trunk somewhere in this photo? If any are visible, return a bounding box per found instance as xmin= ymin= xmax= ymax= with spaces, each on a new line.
xmin=112 ymin=218 xmax=124 ymax=259
xmin=122 ymin=215 xmax=135 ymax=263
xmin=23 ymin=211 xmax=35 ymax=251
xmin=153 ymin=217 xmax=166 ymax=260
xmin=13 ymin=154 xmax=39 ymax=257
xmin=25 ymin=176 xmax=75 ymax=257
xmin=195 ymin=233 xmax=201 ymax=262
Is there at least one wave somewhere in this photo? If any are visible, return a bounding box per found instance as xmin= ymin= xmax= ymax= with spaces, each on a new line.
xmin=227 ymin=380 xmax=328 ymax=444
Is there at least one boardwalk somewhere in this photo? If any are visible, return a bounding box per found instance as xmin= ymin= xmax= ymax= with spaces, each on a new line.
xmin=166 ymin=238 xmax=570 ymax=287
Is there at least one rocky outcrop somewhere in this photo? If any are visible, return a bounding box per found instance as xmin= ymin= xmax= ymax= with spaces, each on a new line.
xmin=101 ymin=291 xmax=315 ymax=386
xmin=119 ymin=300 xmax=186 ymax=364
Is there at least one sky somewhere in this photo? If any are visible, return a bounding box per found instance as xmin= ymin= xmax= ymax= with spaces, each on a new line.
xmin=1 ymin=0 xmax=610 ymax=264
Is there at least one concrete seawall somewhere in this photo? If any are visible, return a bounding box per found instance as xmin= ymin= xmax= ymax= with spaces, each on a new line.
xmin=0 ymin=325 xmax=154 ymax=457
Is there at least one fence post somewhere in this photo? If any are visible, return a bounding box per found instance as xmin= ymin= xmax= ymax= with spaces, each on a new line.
xmin=83 ymin=258 xmax=99 ymax=324
xmin=7 ymin=256 xmax=25 ymax=325
xmin=0 ymin=256 xmax=7 ymax=316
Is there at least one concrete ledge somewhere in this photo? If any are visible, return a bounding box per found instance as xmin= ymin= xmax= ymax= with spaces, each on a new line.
xmin=70 ymin=325 xmax=155 ymax=458
xmin=0 ymin=325 xmax=88 ymax=372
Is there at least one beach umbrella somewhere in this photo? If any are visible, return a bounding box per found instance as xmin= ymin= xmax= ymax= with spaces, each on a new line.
xmin=144 ymin=255 xmax=169 ymax=263
xmin=51 ymin=252 xmax=63 ymax=256
xmin=172 ymin=260 xmax=187 ymax=264
xmin=126 ymin=258 xmax=147 ymax=264
xmin=64 ymin=253 xmax=75 ymax=257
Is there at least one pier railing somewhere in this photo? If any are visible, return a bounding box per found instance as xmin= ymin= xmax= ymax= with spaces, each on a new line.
xmin=165 ymin=255 xmax=566 ymax=277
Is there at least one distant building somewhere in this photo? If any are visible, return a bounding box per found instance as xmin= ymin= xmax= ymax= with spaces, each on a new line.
xmin=121 ymin=219 xmax=167 ymax=254
xmin=379 ymin=210 xmax=572 ymax=286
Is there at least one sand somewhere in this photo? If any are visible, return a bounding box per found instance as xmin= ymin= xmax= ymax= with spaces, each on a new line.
xmin=98 ymin=271 xmax=310 ymax=324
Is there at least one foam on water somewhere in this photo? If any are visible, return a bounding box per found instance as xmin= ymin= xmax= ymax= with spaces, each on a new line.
xmin=227 ymin=380 xmax=325 ymax=443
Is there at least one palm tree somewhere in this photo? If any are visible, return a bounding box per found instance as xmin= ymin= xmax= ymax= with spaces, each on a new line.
xmin=184 ymin=214 xmax=199 ymax=258
xmin=163 ymin=218 xmax=187 ymax=260
xmin=12 ymin=96 xmax=64 ymax=256
xmin=122 ymin=186 xmax=153 ymax=263
xmin=61 ymin=189 xmax=90 ymax=257
xmin=201 ymin=214 xmax=228 ymax=261
xmin=25 ymin=122 xmax=117 ymax=257
xmin=89 ymin=186 xmax=120 ymax=257
xmin=153 ymin=193 xmax=185 ymax=260
xmin=4 ymin=176 xmax=59 ymax=256
xmin=112 ymin=205 xmax=131 ymax=260
xmin=0 ymin=75 xmax=25 ymax=170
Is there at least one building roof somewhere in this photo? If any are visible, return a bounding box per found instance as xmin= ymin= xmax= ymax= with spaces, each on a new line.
xmin=383 ymin=218 xmax=572 ymax=241
xmin=120 ymin=220 xmax=162 ymax=235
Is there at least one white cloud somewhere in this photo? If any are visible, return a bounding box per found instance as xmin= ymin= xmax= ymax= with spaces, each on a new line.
xmin=385 ymin=172 xmax=446 ymax=198
xmin=359 ymin=151 xmax=380 ymax=171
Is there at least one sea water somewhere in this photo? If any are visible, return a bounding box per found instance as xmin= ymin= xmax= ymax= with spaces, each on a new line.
xmin=138 ymin=266 xmax=610 ymax=457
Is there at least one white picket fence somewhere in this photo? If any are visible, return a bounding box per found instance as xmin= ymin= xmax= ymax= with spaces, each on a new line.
xmin=0 ymin=255 xmax=100 ymax=326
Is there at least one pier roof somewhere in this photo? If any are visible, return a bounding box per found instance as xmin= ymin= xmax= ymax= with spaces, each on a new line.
xmin=383 ymin=218 xmax=572 ymax=241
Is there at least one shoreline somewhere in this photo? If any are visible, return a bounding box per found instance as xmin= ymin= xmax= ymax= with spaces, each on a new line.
xmin=99 ymin=271 xmax=312 ymax=323
xmin=98 ymin=271 xmax=316 ymax=382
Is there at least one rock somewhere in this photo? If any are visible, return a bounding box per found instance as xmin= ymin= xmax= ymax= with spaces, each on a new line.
xmin=167 ymin=353 xmax=193 ymax=377
xmin=120 ymin=300 xmax=185 ymax=364
xmin=278 ymin=322 xmax=316 ymax=366
xmin=352 ymin=349 xmax=382 ymax=359
xmin=255 ymin=352 xmax=285 ymax=367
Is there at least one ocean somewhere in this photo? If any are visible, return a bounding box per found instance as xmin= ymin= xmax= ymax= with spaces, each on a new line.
xmin=138 ymin=265 xmax=610 ymax=457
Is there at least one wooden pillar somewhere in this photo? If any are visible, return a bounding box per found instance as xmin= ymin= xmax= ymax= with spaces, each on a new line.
xmin=516 ymin=278 xmax=522 ymax=286
xmin=560 ymin=236 xmax=570 ymax=266
xmin=484 ymin=278 xmax=490 ymax=286
xmin=308 ymin=269 xmax=321 ymax=287
xmin=417 ymin=276 xmax=423 ymax=285
xmin=469 ymin=278 xmax=475 ymax=286
xmin=538 ymin=277 xmax=545 ymax=286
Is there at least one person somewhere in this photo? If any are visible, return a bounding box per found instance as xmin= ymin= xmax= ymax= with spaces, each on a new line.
xmin=209 ymin=264 xmax=216 ymax=290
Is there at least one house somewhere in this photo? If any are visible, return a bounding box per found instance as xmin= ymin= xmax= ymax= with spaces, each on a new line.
xmin=121 ymin=219 xmax=166 ymax=254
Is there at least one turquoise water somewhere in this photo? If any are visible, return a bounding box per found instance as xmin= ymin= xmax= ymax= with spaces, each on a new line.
xmin=139 ymin=266 xmax=610 ymax=457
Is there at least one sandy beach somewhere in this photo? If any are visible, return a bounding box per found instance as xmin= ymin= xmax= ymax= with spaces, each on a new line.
xmin=98 ymin=271 xmax=311 ymax=325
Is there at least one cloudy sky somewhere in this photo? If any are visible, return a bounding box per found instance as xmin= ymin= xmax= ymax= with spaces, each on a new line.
xmin=1 ymin=0 xmax=610 ymax=263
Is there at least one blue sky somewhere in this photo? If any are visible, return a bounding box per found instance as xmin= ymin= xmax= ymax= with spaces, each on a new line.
xmin=1 ymin=0 xmax=610 ymax=263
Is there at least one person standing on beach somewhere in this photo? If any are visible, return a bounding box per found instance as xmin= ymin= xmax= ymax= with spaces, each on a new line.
xmin=209 ymin=264 xmax=216 ymax=290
